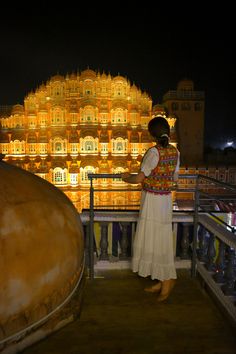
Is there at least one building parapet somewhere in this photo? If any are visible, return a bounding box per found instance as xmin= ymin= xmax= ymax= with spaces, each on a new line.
xmin=163 ymin=90 xmax=205 ymax=101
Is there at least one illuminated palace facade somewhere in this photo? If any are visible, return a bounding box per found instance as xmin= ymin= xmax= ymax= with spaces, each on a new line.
xmin=0 ymin=69 xmax=177 ymax=211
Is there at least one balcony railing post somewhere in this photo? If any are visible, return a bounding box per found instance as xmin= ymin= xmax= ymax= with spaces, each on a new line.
xmin=84 ymin=222 xmax=90 ymax=267
xmin=119 ymin=222 xmax=130 ymax=260
xmin=99 ymin=222 xmax=109 ymax=260
xmin=206 ymin=232 xmax=216 ymax=271
xmin=191 ymin=176 xmax=199 ymax=277
xmin=180 ymin=223 xmax=191 ymax=260
xmin=222 ymin=248 xmax=236 ymax=296
xmin=197 ymin=225 xmax=208 ymax=262
xmin=213 ymin=240 xmax=225 ymax=283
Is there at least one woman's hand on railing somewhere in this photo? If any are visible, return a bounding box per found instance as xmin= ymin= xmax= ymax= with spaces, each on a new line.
xmin=172 ymin=182 xmax=178 ymax=190
xmin=121 ymin=172 xmax=131 ymax=182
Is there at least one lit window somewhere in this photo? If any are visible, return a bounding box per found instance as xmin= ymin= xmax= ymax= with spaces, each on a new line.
xmin=55 ymin=171 xmax=63 ymax=182
xmin=55 ymin=142 xmax=62 ymax=151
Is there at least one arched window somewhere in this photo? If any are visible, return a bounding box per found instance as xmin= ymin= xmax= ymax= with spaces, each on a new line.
xmin=80 ymin=166 xmax=96 ymax=183
xmin=112 ymin=137 xmax=127 ymax=154
xmin=53 ymin=168 xmax=67 ymax=185
xmin=112 ymin=109 xmax=126 ymax=124
xmin=12 ymin=140 xmax=25 ymax=154
xmin=114 ymin=83 xmax=125 ymax=97
xmin=52 ymin=108 xmax=65 ymax=125
xmin=81 ymin=106 xmax=97 ymax=123
xmin=85 ymin=141 xmax=93 ymax=151
xmin=55 ymin=142 xmax=62 ymax=151
xmin=80 ymin=136 xmax=98 ymax=153
xmin=52 ymin=85 xmax=64 ymax=97
xmin=52 ymin=137 xmax=67 ymax=154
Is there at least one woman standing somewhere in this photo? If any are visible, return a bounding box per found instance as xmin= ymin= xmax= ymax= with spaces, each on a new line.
xmin=121 ymin=116 xmax=180 ymax=301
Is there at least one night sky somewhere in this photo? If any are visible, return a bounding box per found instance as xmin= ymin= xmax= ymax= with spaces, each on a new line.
xmin=0 ymin=5 xmax=235 ymax=149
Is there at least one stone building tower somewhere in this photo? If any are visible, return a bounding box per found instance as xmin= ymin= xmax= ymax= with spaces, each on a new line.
xmin=162 ymin=79 xmax=205 ymax=165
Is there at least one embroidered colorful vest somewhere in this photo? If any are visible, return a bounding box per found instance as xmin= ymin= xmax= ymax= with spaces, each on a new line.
xmin=142 ymin=144 xmax=178 ymax=194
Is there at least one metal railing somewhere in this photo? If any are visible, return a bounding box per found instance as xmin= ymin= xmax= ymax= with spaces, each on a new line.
xmin=85 ymin=172 xmax=236 ymax=323
xmin=190 ymin=174 xmax=236 ymax=324
xmin=87 ymin=173 xmax=197 ymax=279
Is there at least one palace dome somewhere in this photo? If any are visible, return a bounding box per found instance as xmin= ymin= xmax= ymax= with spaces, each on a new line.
xmin=80 ymin=69 xmax=97 ymax=80
xmin=0 ymin=160 xmax=84 ymax=352
xmin=113 ymin=75 xmax=126 ymax=83
xmin=12 ymin=104 xmax=24 ymax=115
xmin=50 ymin=74 xmax=64 ymax=83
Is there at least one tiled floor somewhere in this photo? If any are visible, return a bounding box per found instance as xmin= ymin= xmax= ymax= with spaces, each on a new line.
xmin=22 ymin=269 xmax=236 ymax=354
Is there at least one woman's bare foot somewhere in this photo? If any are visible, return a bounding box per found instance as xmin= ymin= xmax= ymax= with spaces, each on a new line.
xmin=144 ymin=281 xmax=162 ymax=293
xmin=156 ymin=279 xmax=176 ymax=302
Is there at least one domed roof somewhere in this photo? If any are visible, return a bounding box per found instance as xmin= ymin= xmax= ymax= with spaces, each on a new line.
xmin=37 ymin=83 xmax=47 ymax=92
xmin=100 ymin=71 xmax=107 ymax=79
xmin=50 ymin=74 xmax=65 ymax=83
xmin=12 ymin=104 xmax=24 ymax=115
xmin=130 ymin=84 xmax=138 ymax=91
xmin=69 ymin=72 xmax=77 ymax=80
xmin=0 ymin=161 xmax=84 ymax=348
xmin=80 ymin=69 xmax=97 ymax=80
xmin=113 ymin=75 xmax=126 ymax=83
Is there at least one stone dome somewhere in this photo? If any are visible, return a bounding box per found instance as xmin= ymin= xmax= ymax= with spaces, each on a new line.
xmin=80 ymin=69 xmax=97 ymax=81
xmin=50 ymin=74 xmax=65 ymax=83
xmin=0 ymin=160 xmax=84 ymax=352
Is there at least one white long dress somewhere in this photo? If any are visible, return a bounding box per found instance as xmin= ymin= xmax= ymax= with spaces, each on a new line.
xmin=131 ymin=146 xmax=180 ymax=281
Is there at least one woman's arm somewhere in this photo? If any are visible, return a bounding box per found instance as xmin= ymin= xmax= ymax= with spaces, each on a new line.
xmin=121 ymin=147 xmax=157 ymax=184
xmin=173 ymin=149 xmax=180 ymax=182
xmin=121 ymin=171 xmax=145 ymax=184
